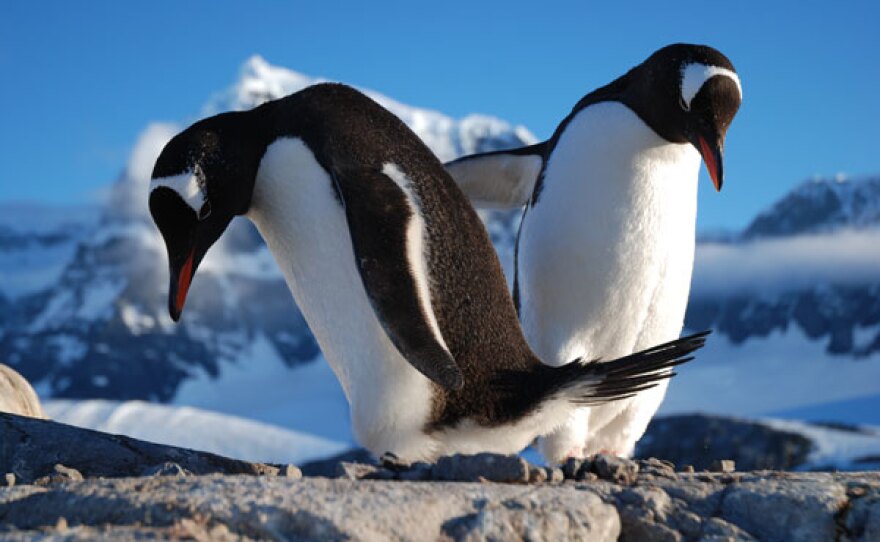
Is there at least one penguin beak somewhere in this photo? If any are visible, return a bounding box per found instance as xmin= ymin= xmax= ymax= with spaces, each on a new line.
xmin=168 ymin=248 xmax=197 ymax=322
xmin=689 ymin=129 xmax=724 ymax=192
xmin=699 ymin=136 xmax=724 ymax=192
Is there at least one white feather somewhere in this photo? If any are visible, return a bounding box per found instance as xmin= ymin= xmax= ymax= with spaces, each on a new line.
xmin=680 ymin=63 xmax=742 ymax=109
xmin=519 ymin=102 xmax=701 ymax=461
xmin=149 ymin=171 xmax=206 ymax=212
xmin=381 ymin=163 xmax=451 ymax=355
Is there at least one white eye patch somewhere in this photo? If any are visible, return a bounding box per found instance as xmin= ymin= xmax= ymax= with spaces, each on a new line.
xmin=680 ymin=63 xmax=742 ymax=109
xmin=149 ymin=170 xmax=207 ymax=214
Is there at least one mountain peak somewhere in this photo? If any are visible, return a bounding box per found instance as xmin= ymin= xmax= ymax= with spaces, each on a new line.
xmin=742 ymin=175 xmax=880 ymax=240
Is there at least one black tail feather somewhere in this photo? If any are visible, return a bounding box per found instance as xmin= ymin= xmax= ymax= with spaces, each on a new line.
xmin=544 ymin=331 xmax=710 ymax=407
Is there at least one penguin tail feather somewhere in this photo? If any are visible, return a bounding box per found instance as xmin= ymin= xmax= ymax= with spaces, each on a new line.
xmin=545 ymin=330 xmax=711 ymax=406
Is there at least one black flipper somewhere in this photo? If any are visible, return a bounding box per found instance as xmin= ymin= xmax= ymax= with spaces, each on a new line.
xmin=444 ymin=142 xmax=547 ymax=209
xmin=333 ymin=166 xmax=465 ymax=391
xmin=544 ymin=331 xmax=711 ymax=405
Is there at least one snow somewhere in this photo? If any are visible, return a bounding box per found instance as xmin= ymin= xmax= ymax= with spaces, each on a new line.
xmin=173 ymin=333 xmax=353 ymax=444
xmin=46 ymin=334 xmax=88 ymax=366
xmin=661 ymin=326 xmax=880 ymax=423
xmin=203 ymin=55 xmax=537 ymax=163
xmin=761 ymin=418 xmax=880 ymax=470
xmin=44 ymin=399 xmax=348 ymax=465
xmin=76 ymin=278 xmax=126 ymax=321
xmin=0 ymin=239 xmax=81 ymax=299
xmin=0 ymin=202 xmax=98 ymax=234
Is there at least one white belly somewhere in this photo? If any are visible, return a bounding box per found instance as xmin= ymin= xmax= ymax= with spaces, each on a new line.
xmin=520 ymin=102 xmax=700 ymax=362
xmin=246 ymin=138 xmax=436 ymax=460
xmin=518 ymin=103 xmax=701 ymax=458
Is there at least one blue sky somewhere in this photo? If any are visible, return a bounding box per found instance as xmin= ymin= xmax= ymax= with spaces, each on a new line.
xmin=1 ymin=0 xmax=878 ymax=231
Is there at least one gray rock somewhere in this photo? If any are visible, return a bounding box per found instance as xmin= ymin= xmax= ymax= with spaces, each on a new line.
xmin=529 ymin=466 xmax=548 ymax=484
xmin=637 ymin=414 xmax=812 ymax=471
xmin=561 ymin=457 xmax=584 ymax=480
xmin=34 ymin=463 xmax=83 ymax=485
xmin=700 ymin=517 xmax=756 ymax=541
xmin=3 ymin=473 xmax=14 ymax=487
xmin=0 ymin=412 xmax=280 ymax=484
xmin=336 ymin=461 xmax=383 ymax=480
xmin=432 ymin=453 xmax=529 ymax=484
xmin=720 ymin=475 xmax=847 ymax=542
xmin=843 ymin=489 xmax=880 ymax=542
xmin=398 ymin=462 xmax=432 ymax=482
xmin=594 ymin=454 xmax=640 ymax=485
xmin=545 ymin=467 xmax=564 ymax=484
xmin=0 ymin=475 xmax=621 ymax=541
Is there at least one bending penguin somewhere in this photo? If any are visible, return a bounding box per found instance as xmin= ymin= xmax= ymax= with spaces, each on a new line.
xmin=445 ymin=44 xmax=742 ymax=462
xmin=148 ymin=82 xmax=708 ymax=462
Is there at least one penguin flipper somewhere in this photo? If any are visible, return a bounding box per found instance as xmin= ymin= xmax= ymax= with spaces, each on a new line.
xmin=444 ymin=142 xmax=547 ymax=209
xmin=334 ymin=166 xmax=465 ymax=391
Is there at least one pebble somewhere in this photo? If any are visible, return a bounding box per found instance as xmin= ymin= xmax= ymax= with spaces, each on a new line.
xmin=709 ymin=459 xmax=736 ymax=473
xmin=143 ymin=462 xmax=191 ymax=477
xmin=593 ymin=454 xmax=640 ymax=485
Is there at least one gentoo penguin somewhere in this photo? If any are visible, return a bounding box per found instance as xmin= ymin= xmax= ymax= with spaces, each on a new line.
xmin=148 ymin=82 xmax=708 ymax=462
xmin=445 ymin=44 xmax=741 ymax=462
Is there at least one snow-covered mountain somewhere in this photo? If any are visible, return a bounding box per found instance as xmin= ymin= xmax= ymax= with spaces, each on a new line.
xmin=668 ymin=175 xmax=880 ymax=424
xmin=0 ymin=56 xmax=534 ymax=440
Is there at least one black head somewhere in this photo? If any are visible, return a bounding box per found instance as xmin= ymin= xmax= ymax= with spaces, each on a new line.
xmin=148 ymin=112 xmax=261 ymax=321
xmin=589 ymin=43 xmax=742 ymax=191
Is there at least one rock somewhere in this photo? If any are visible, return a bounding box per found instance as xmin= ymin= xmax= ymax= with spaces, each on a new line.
xmin=593 ymin=454 xmax=639 ymax=485
xmin=637 ymin=414 xmax=812 ymax=471
xmin=143 ymin=462 xmax=191 ymax=477
xmin=545 ymin=467 xmax=564 ymax=484
xmin=681 ymin=465 xmax=696 ymax=473
xmin=398 ymin=462 xmax=432 ymax=482
xmin=281 ymin=464 xmax=302 ymax=479
xmin=3 ymin=473 xmax=14 ymax=487
xmin=0 ymin=412 xmax=279 ymax=484
xmin=710 ymin=459 xmax=736 ymax=473
xmin=336 ymin=462 xmax=385 ymax=480
xmin=529 ymin=466 xmax=548 ymax=484
xmin=561 ymin=457 xmax=584 ymax=480
xmin=444 ymin=488 xmax=620 ymax=541
xmin=720 ymin=474 xmax=847 ymax=542
xmin=0 ymin=364 xmax=45 ymax=419
xmin=299 ymin=447 xmax=374 ymax=477
xmin=34 ymin=464 xmax=83 ymax=485
xmin=842 ymin=488 xmax=880 ymax=542
xmin=700 ymin=517 xmax=756 ymax=540
xmin=432 ymin=453 xmax=529 ymax=484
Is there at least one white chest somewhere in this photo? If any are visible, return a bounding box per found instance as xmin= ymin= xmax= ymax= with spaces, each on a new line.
xmin=518 ymin=102 xmax=701 ymax=363
xmin=245 ymin=138 xmax=436 ymax=459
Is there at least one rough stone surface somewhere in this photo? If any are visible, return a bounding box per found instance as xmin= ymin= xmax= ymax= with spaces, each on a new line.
xmin=594 ymin=454 xmax=640 ymax=484
xmin=432 ymin=453 xmax=530 ymax=483
xmin=637 ymin=414 xmax=813 ymax=471
xmin=2 ymin=412 xmax=880 ymax=541
xmin=0 ymin=412 xmax=280 ymax=483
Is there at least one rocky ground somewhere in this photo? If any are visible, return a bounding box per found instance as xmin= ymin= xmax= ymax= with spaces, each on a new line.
xmin=2 ymin=413 xmax=879 ymax=541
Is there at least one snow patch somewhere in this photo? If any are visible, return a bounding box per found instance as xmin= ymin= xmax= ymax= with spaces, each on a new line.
xmin=45 ymin=399 xmax=348 ymax=465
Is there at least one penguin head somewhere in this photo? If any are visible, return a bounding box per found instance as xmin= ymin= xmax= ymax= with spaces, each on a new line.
xmin=148 ymin=113 xmax=258 ymax=321
xmin=627 ymin=44 xmax=742 ymax=191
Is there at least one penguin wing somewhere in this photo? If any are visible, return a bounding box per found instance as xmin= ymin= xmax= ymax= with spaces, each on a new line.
xmin=444 ymin=142 xmax=547 ymax=209
xmin=333 ymin=165 xmax=465 ymax=391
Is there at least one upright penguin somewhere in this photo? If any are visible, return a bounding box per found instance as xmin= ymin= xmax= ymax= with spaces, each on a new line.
xmin=149 ymin=83 xmax=708 ymax=462
xmin=446 ymin=44 xmax=742 ymax=461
